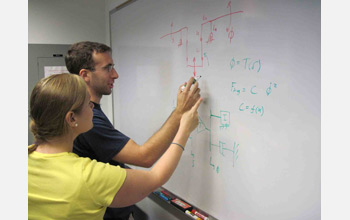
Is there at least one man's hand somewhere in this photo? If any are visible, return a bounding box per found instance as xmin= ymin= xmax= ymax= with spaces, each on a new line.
xmin=175 ymin=77 xmax=201 ymax=115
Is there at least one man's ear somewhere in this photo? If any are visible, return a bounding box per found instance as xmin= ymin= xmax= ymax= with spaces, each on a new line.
xmin=65 ymin=111 xmax=77 ymax=128
xmin=79 ymin=69 xmax=91 ymax=84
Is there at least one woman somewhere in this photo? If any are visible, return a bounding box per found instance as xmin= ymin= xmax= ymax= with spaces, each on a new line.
xmin=28 ymin=73 xmax=202 ymax=219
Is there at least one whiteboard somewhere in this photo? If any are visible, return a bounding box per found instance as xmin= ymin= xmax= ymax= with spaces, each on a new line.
xmin=111 ymin=0 xmax=320 ymax=219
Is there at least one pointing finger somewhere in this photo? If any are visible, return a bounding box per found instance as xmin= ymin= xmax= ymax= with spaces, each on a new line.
xmin=191 ymin=98 xmax=203 ymax=112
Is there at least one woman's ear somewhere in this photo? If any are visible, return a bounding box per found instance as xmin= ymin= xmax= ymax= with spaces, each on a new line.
xmin=65 ymin=111 xmax=78 ymax=128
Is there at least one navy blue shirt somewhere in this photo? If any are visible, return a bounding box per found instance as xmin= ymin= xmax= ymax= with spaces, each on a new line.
xmin=73 ymin=102 xmax=132 ymax=219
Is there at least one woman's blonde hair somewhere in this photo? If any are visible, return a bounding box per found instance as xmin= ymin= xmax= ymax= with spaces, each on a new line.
xmin=29 ymin=73 xmax=88 ymax=153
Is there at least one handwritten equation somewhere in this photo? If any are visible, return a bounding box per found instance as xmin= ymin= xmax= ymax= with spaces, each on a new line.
xmin=231 ymin=82 xmax=278 ymax=96
xmin=231 ymin=81 xmax=278 ymax=116
xmin=230 ymin=57 xmax=262 ymax=73
xmin=239 ymin=103 xmax=265 ymax=117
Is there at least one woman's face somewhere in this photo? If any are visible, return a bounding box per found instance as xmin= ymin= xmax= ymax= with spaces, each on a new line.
xmin=75 ymin=93 xmax=94 ymax=134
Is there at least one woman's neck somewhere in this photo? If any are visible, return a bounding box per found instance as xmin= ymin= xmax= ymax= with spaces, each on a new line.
xmin=35 ymin=135 xmax=74 ymax=154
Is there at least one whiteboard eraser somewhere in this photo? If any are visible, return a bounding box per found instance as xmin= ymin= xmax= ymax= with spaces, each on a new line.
xmin=170 ymin=198 xmax=192 ymax=212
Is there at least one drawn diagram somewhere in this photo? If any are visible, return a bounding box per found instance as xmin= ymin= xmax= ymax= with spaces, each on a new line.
xmin=160 ymin=1 xmax=243 ymax=76
xmin=195 ymin=110 xmax=239 ymax=173
xmin=162 ymin=2 xmax=247 ymax=172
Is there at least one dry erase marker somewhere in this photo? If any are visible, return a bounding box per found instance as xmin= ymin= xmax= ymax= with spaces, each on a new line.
xmin=192 ymin=209 xmax=209 ymax=220
xmin=161 ymin=190 xmax=172 ymax=199
xmin=181 ymin=75 xmax=202 ymax=91
xmin=158 ymin=192 xmax=170 ymax=201
xmin=185 ymin=210 xmax=201 ymax=220
xmin=152 ymin=191 xmax=161 ymax=197
xmin=153 ymin=191 xmax=171 ymax=201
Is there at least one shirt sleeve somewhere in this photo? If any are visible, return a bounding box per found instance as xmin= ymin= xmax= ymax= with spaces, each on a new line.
xmin=82 ymin=159 xmax=127 ymax=207
xmin=75 ymin=110 xmax=130 ymax=163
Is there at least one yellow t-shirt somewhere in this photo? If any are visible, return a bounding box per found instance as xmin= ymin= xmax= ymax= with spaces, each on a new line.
xmin=28 ymin=148 xmax=126 ymax=220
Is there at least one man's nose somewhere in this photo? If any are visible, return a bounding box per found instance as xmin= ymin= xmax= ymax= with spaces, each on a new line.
xmin=111 ymin=68 xmax=119 ymax=79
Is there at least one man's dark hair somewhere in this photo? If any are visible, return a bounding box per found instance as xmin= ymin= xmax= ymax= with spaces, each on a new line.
xmin=65 ymin=41 xmax=112 ymax=75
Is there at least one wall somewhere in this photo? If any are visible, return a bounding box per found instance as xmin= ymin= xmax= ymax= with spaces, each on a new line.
xmin=29 ymin=0 xmax=106 ymax=44
xmin=28 ymin=0 xmax=112 ymax=120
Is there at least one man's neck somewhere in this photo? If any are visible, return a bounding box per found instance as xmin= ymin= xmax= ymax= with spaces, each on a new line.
xmin=90 ymin=96 xmax=101 ymax=104
xmin=88 ymin=88 xmax=102 ymax=104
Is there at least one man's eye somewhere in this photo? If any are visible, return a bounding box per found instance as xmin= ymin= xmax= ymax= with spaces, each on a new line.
xmin=104 ymin=64 xmax=115 ymax=72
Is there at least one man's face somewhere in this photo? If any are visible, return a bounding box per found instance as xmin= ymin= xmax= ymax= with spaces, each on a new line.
xmin=89 ymin=52 xmax=119 ymax=96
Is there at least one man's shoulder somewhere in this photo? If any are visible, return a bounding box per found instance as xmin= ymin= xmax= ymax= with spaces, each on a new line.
xmin=92 ymin=106 xmax=104 ymax=116
xmin=92 ymin=108 xmax=110 ymax=124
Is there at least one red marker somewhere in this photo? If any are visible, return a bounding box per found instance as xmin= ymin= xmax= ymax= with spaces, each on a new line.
xmin=192 ymin=209 xmax=209 ymax=220
xmin=161 ymin=190 xmax=171 ymax=198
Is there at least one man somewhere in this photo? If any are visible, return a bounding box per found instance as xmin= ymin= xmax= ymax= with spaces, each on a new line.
xmin=65 ymin=41 xmax=200 ymax=220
